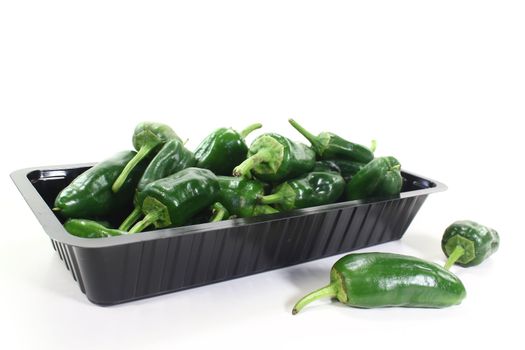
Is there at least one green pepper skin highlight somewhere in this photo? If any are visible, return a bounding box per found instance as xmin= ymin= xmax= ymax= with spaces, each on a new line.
xmin=54 ymin=151 xmax=147 ymax=218
xmin=233 ymin=133 xmax=316 ymax=183
xmin=313 ymin=160 xmax=341 ymax=174
xmin=194 ymin=123 xmax=262 ymax=176
xmin=64 ymin=219 xmax=126 ymax=238
xmin=345 ymin=156 xmax=402 ymax=201
xmin=289 ymin=119 xmax=374 ymax=163
xmin=129 ymin=168 xmax=219 ymax=233
xmin=292 ymin=252 xmax=466 ymax=314
xmin=260 ymin=171 xmax=345 ymax=211
xmin=137 ymin=139 xmax=196 ymax=193
xmin=442 ymin=220 xmax=500 ymax=268
xmin=217 ymin=176 xmax=278 ymax=217
xmin=112 ymin=122 xmax=181 ymax=193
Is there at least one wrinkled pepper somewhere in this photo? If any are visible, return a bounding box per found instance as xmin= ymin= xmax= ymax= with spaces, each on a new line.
xmin=64 ymin=219 xmax=126 ymax=238
xmin=217 ymin=176 xmax=278 ymax=217
xmin=288 ymin=119 xmax=375 ymax=163
xmin=128 ymin=168 xmax=219 ymax=233
xmin=345 ymin=156 xmax=402 ymax=201
xmin=313 ymin=160 xmax=341 ymax=174
xmin=112 ymin=122 xmax=180 ymax=192
xmin=292 ymin=252 xmax=466 ymax=314
xmin=233 ymin=133 xmax=316 ymax=182
xmin=314 ymin=159 xmax=365 ymax=182
xmin=259 ymin=171 xmax=345 ymax=211
xmin=194 ymin=123 xmax=262 ymax=175
xmin=54 ymin=151 xmax=147 ymax=218
xmin=442 ymin=220 xmax=500 ymax=269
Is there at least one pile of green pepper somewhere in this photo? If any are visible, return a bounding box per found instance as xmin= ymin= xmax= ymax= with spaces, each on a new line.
xmin=55 ymin=119 xmax=400 ymax=238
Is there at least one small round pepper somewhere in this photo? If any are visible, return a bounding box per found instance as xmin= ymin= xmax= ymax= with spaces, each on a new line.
xmin=217 ymin=176 xmax=278 ymax=217
xmin=194 ymin=123 xmax=262 ymax=175
xmin=112 ymin=122 xmax=181 ymax=193
xmin=233 ymin=133 xmax=316 ymax=183
xmin=292 ymin=252 xmax=466 ymax=314
xmin=259 ymin=171 xmax=345 ymax=211
xmin=442 ymin=220 xmax=500 ymax=269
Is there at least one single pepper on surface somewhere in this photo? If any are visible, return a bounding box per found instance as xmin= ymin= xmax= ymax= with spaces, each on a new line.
xmin=64 ymin=219 xmax=127 ymax=238
xmin=292 ymin=252 xmax=466 ymax=314
xmin=217 ymin=176 xmax=278 ymax=217
xmin=54 ymin=151 xmax=148 ymax=219
xmin=194 ymin=123 xmax=262 ymax=176
xmin=288 ymin=118 xmax=375 ymax=163
xmin=345 ymin=156 xmax=403 ymax=201
xmin=259 ymin=171 xmax=345 ymax=211
xmin=112 ymin=122 xmax=181 ymax=193
xmin=233 ymin=133 xmax=316 ymax=182
xmin=442 ymin=220 xmax=500 ymax=269
xmin=128 ymin=167 xmax=219 ymax=233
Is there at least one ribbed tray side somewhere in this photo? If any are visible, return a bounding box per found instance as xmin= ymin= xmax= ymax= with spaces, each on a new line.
xmin=67 ymin=194 xmax=428 ymax=305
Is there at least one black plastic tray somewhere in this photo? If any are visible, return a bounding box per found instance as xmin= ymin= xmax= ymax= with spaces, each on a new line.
xmin=11 ymin=164 xmax=446 ymax=305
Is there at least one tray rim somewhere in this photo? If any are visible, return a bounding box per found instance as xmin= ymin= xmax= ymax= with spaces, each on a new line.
xmin=10 ymin=163 xmax=447 ymax=249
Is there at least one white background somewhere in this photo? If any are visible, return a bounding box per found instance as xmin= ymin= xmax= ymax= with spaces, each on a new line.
xmin=1 ymin=1 xmax=524 ymax=349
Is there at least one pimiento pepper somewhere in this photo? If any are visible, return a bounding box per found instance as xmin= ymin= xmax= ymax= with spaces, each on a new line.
xmin=54 ymin=151 xmax=147 ymax=218
xmin=292 ymin=252 xmax=466 ymax=314
xmin=64 ymin=219 xmax=127 ymax=238
xmin=128 ymin=168 xmax=219 ymax=233
xmin=217 ymin=176 xmax=278 ymax=217
xmin=194 ymin=123 xmax=262 ymax=175
xmin=288 ymin=119 xmax=375 ymax=163
xmin=345 ymin=156 xmax=402 ymax=201
xmin=442 ymin=220 xmax=500 ymax=269
xmin=112 ymin=122 xmax=180 ymax=193
xmin=314 ymin=160 xmax=365 ymax=182
xmin=233 ymin=133 xmax=316 ymax=182
xmin=259 ymin=171 xmax=345 ymax=211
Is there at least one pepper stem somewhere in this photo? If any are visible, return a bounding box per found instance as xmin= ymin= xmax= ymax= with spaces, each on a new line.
xmin=128 ymin=212 xmax=160 ymax=234
xmin=444 ymin=245 xmax=465 ymax=270
xmin=370 ymin=139 xmax=377 ymax=153
xmin=232 ymin=149 xmax=272 ymax=178
xmin=288 ymin=119 xmax=322 ymax=151
xmin=118 ymin=206 xmax=143 ymax=231
xmin=210 ymin=202 xmax=229 ymax=222
xmin=259 ymin=192 xmax=283 ymax=205
xmin=292 ymin=283 xmax=337 ymax=315
xmin=240 ymin=123 xmax=263 ymax=139
xmin=112 ymin=143 xmax=157 ymax=193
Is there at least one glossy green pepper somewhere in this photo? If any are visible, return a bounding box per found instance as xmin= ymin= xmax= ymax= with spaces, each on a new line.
xmin=345 ymin=156 xmax=402 ymax=201
xmin=442 ymin=220 xmax=500 ymax=269
xmin=233 ymin=133 xmax=316 ymax=182
xmin=64 ymin=219 xmax=127 ymax=238
xmin=217 ymin=176 xmax=278 ymax=217
xmin=288 ymin=119 xmax=375 ymax=163
xmin=313 ymin=160 xmax=341 ymax=173
xmin=292 ymin=252 xmax=466 ymax=314
xmin=128 ymin=168 xmax=219 ymax=233
xmin=112 ymin=122 xmax=181 ymax=193
xmin=194 ymin=123 xmax=262 ymax=175
xmin=259 ymin=171 xmax=345 ymax=211
xmin=54 ymin=151 xmax=148 ymax=218
xmin=314 ymin=160 xmax=365 ymax=182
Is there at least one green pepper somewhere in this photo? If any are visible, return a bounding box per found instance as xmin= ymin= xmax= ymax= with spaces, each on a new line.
xmin=314 ymin=160 xmax=365 ymax=182
xmin=112 ymin=122 xmax=181 ymax=193
xmin=259 ymin=171 xmax=345 ymax=211
xmin=54 ymin=151 xmax=147 ymax=218
xmin=344 ymin=156 xmax=402 ymax=201
xmin=233 ymin=133 xmax=316 ymax=182
xmin=288 ymin=119 xmax=375 ymax=163
xmin=442 ymin=220 xmax=500 ymax=269
xmin=217 ymin=176 xmax=278 ymax=217
xmin=64 ymin=219 xmax=127 ymax=238
xmin=292 ymin=252 xmax=466 ymax=314
xmin=128 ymin=168 xmax=219 ymax=233
xmin=313 ymin=160 xmax=341 ymax=173
xmin=194 ymin=123 xmax=262 ymax=175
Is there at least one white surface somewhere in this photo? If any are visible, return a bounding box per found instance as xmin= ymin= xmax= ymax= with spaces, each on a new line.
xmin=1 ymin=1 xmax=524 ymax=349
